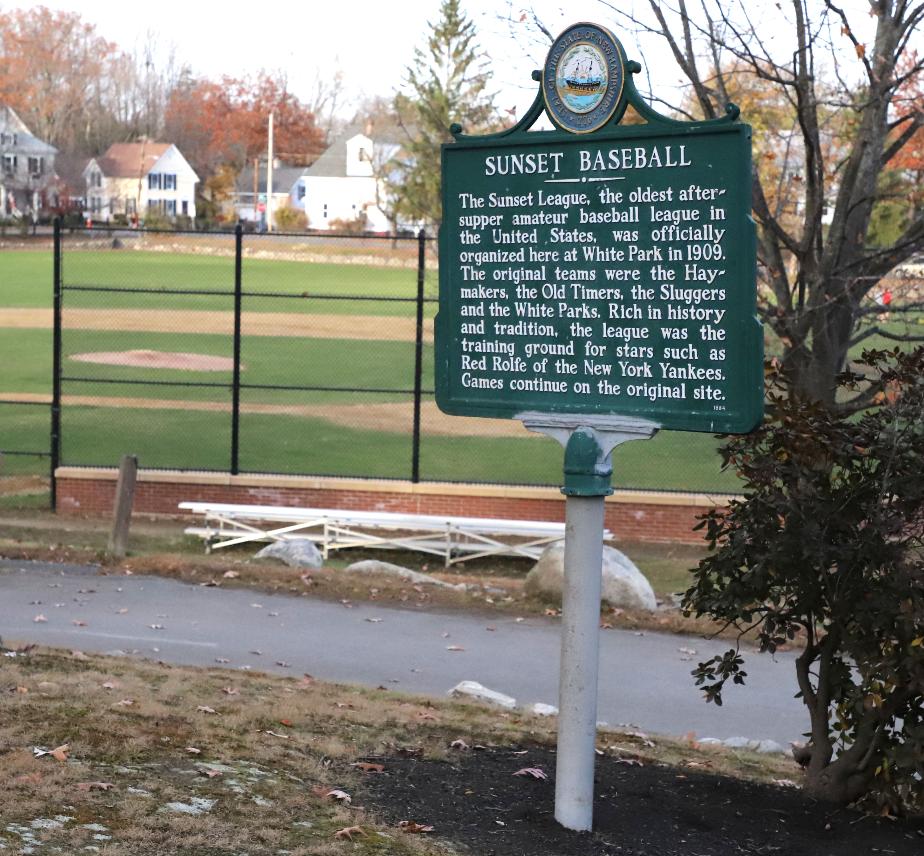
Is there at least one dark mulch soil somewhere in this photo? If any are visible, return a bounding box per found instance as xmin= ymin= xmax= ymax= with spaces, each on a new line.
xmin=359 ymin=746 xmax=924 ymax=856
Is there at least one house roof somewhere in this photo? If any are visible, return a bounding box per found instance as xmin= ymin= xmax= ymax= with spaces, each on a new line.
xmin=303 ymin=139 xmax=352 ymax=178
xmin=0 ymin=104 xmax=58 ymax=155
xmin=235 ymin=161 xmax=306 ymax=195
xmin=96 ymin=142 xmax=172 ymax=178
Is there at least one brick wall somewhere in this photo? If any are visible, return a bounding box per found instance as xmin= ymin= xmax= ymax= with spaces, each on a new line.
xmin=55 ymin=468 xmax=733 ymax=545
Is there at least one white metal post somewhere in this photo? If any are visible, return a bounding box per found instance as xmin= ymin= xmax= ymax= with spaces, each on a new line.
xmin=266 ymin=113 xmax=274 ymax=231
xmin=555 ymin=493 xmax=606 ymax=830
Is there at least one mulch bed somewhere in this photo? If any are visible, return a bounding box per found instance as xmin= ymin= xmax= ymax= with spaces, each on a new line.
xmin=359 ymin=746 xmax=924 ymax=856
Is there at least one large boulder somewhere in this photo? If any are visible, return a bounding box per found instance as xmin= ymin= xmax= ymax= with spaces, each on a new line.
xmin=254 ymin=539 xmax=323 ymax=569
xmin=524 ymin=543 xmax=657 ymax=611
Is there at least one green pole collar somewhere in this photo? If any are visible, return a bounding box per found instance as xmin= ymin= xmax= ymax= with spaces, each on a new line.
xmin=562 ymin=427 xmax=613 ymax=497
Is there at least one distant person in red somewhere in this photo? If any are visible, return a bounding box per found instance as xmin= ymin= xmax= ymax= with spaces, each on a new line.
xmin=876 ymin=288 xmax=893 ymax=320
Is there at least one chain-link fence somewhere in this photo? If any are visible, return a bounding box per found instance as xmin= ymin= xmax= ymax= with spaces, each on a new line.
xmin=2 ymin=222 xmax=750 ymax=505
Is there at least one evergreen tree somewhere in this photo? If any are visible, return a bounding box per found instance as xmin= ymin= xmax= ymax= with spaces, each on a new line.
xmin=390 ymin=0 xmax=496 ymax=228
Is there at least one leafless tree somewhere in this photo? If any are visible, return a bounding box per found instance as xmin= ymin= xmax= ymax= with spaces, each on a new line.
xmin=514 ymin=1 xmax=924 ymax=408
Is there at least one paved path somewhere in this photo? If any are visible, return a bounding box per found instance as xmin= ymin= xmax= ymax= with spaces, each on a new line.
xmin=0 ymin=559 xmax=806 ymax=746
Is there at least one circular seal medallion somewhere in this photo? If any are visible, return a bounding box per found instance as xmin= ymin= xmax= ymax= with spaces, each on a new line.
xmin=542 ymin=23 xmax=626 ymax=134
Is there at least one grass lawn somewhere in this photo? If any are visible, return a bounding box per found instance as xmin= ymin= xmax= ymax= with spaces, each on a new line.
xmin=0 ymin=647 xmax=810 ymax=856
xmin=1 ymin=246 xmax=741 ymax=491
xmin=0 ymin=401 xmax=740 ymax=489
xmin=1 ymin=247 xmax=428 ymax=315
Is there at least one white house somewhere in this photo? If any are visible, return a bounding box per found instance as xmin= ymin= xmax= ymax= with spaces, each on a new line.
xmin=295 ymin=129 xmax=394 ymax=232
xmin=83 ymin=142 xmax=198 ymax=223
xmin=0 ymin=104 xmax=59 ymax=218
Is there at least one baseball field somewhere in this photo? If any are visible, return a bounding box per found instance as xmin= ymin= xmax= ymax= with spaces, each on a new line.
xmin=0 ymin=237 xmax=743 ymax=491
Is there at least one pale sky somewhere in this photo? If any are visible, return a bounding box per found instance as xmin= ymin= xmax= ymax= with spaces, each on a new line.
xmin=29 ymin=1 xmax=877 ymax=122
xmin=30 ymin=1 xmax=686 ymax=118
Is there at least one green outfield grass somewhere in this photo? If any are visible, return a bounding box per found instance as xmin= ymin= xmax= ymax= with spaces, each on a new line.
xmin=1 ymin=247 xmax=430 ymax=315
xmin=1 ymin=245 xmax=743 ymax=491
xmin=0 ymin=402 xmax=741 ymax=491
xmin=0 ymin=328 xmax=426 ymax=401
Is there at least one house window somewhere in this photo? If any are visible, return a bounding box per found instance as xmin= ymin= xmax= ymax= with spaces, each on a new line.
xmin=90 ymin=171 xmax=102 ymax=188
xmin=28 ymin=157 xmax=44 ymax=177
xmin=163 ymin=174 xmax=177 ymax=191
xmin=90 ymin=197 xmax=101 ymax=213
xmin=126 ymin=198 xmax=136 ymax=215
xmin=0 ymin=132 xmax=17 ymax=146
xmin=147 ymin=199 xmax=161 ymax=212
xmin=181 ymin=200 xmax=188 ymax=216
xmin=110 ymin=197 xmax=118 ymax=213
xmin=165 ymin=199 xmax=176 ymax=216
xmin=2 ymin=154 xmax=16 ymax=176
xmin=297 ymin=183 xmax=306 ymax=201
xmin=147 ymin=173 xmax=162 ymax=190
xmin=323 ymin=204 xmax=328 ymax=219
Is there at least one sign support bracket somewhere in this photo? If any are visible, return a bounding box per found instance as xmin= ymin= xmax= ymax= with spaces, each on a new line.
xmin=520 ymin=413 xmax=658 ymax=831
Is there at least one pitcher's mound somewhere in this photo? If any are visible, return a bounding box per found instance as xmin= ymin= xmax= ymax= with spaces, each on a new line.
xmin=71 ymin=350 xmax=236 ymax=371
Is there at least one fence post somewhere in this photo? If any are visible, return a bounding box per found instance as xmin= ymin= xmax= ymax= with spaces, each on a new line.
xmin=107 ymin=453 xmax=138 ymax=558
xmin=50 ymin=217 xmax=62 ymax=510
xmin=231 ymin=224 xmax=243 ymax=475
xmin=411 ymin=229 xmax=426 ymax=483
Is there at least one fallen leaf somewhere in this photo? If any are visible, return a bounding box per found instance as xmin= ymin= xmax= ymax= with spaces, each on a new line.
xmin=334 ymin=826 xmax=364 ymax=841
xmin=116 ymin=608 xmax=128 ymax=614
xmin=398 ymin=820 xmax=435 ymax=833
xmin=33 ymin=614 xmax=47 ymax=623
xmin=678 ymin=647 xmax=697 ymax=656
xmin=214 ymin=658 xmax=230 ymax=664
xmin=200 ymin=769 xmax=222 ymax=778
xmin=278 ymin=718 xmax=293 ymax=727
xmin=196 ymin=705 xmax=218 ymax=715
xmin=199 ymin=580 xmax=219 ymax=587
xmin=101 ymin=681 xmax=118 ymax=691
xmin=416 ymin=712 xmax=437 ymax=720
xmin=351 ymin=762 xmax=385 ymax=773
xmin=616 ymin=758 xmax=644 ymax=767
xmin=222 ymin=570 xmax=239 ymax=579
xmin=222 ymin=687 xmax=239 ymax=695
xmin=250 ymin=603 xmax=263 ymax=609
xmin=76 ymin=781 xmax=114 ymax=791
xmin=50 ymin=743 xmax=70 ymax=761
xmin=326 ymin=789 xmax=352 ymax=805
xmin=70 ymin=650 xmax=88 ymax=660
xmin=446 ymin=645 xmax=465 ymax=652
xmin=365 ymin=617 xmax=383 ymax=623
xmin=148 ymin=624 xmax=164 ymax=630
xmin=14 ymin=686 xmax=29 ymax=694
xmin=115 ymin=698 xmax=135 ymax=707
xmin=185 ymin=747 xmax=202 ymax=755
xmin=512 ymin=767 xmax=547 ymax=780
xmin=72 ymin=620 xmax=87 ymax=627
xmin=276 ymin=660 xmax=291 ymax=668
xmin=544 ymin=608 xmax=560 ymax=616
xmin=450 ymin=739 xmax=469 ymax=750
xmin=336 ymin=702 xmax=355 ymax=710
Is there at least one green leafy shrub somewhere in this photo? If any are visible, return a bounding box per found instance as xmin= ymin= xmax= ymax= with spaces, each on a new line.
xmin=685 ymin=350 xmax=924 ymax=810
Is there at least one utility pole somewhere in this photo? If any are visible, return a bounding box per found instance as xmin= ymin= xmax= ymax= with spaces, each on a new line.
xmin=266 ymin=113 xmax=274 ymax=232
xmin=252 ymin=156 xmax=258 ymax=225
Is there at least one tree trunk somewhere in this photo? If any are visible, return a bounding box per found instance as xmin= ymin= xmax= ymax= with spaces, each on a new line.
xmin=803 ymin=752 xmax=877 ymax=805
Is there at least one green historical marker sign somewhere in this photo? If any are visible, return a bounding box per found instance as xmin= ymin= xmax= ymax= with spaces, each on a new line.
xmin=436 ymin=23 xmax=762 ymax=434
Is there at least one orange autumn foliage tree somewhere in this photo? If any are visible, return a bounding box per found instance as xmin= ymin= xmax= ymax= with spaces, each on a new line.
xmin=0 ymin=6 xmax=119 ymax=151
xmin=164 ymin=72 xmax=327 ymax=183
